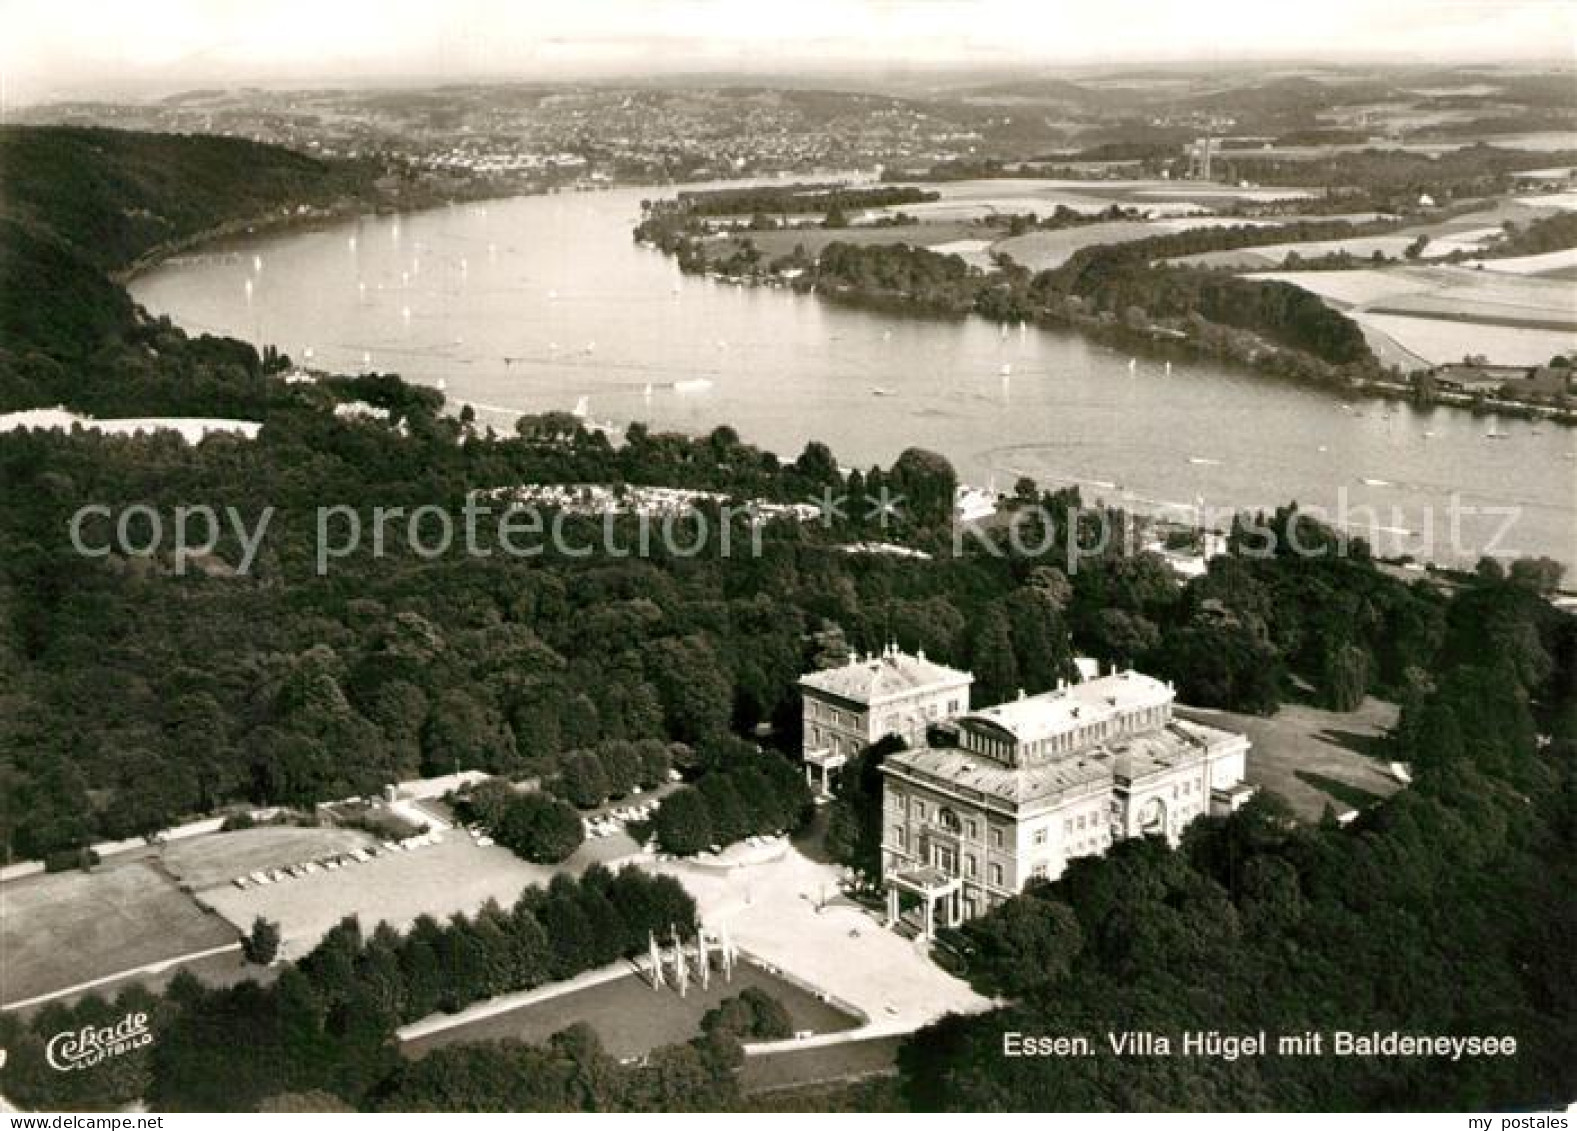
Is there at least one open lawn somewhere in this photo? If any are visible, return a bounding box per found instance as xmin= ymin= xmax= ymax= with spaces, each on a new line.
xmin=0 ymin=861 xmax=237 ymax=1006
xmin=404 ymin=963 xmax=859 ymax=1061
xmin=162 ymin=825 xmax=378 ymax=891
xmin=740 ymin=1033 xmax=905 ymax=1095
xmin=1177 ymin=697 xmax=1402 ymax=822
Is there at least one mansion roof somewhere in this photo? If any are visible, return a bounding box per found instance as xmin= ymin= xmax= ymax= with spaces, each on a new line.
xmin=799 ymin=645 xmax=972 ymax=705
xmin=884 ymin=716 xmax=1244 ymax=810
xmin=965 ymin=670 xmax=1173 ymax=746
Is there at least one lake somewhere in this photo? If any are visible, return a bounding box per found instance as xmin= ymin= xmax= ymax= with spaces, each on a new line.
xmin=130 ymin=186 xmax=1577 ymax=567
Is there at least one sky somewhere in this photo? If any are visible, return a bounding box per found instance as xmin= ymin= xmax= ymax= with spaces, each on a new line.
xmin=1 ymin=0 xmax=1572 ymax=106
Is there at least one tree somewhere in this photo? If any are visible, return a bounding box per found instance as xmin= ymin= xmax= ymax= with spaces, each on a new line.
xmin=960 ymin=897 xmax=1084 ymax=997
xmin=243 ymin=915 xmax=282 ymax=965
xmin=559 ymin=751 xmax=611 ymax=808
xmin=970 ymin=605 xmax=1021 ymax=706
xmin=493 ymin=793 xmax=585 ymax=864
xmin=890 ymin=447 xmax=958 ymax=528
xmin=653 ymin=787 xmax=713 ymax=855
xmin=1321 ymin=641 xmax=1371 ymax=711
xmin=644 ymin=636 xmax=732 ymax=742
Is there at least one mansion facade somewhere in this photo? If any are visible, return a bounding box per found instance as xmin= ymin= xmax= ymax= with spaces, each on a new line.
xmin=799 ymin=650 xmax=1253 ymax=936
xmin=797 ymin=645 xmax=973 ymax=795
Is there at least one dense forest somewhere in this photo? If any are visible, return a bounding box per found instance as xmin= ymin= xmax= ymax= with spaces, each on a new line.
xmin=0 ymin=125 xmax=1572 ymax=1112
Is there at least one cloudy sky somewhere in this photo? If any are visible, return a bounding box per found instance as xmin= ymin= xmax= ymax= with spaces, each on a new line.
xmin=2 ymin=0 xmax=1572 ymax=105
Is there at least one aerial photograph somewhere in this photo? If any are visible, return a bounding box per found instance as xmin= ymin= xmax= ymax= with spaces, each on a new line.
xmin=0 ymin=0 xmax=1574 ymax=1117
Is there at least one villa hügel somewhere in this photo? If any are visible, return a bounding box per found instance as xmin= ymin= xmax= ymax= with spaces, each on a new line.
xmin=800 ymin=649 xmax=1253 ymax=936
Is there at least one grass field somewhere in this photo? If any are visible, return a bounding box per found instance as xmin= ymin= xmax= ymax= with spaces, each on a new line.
xmin=0 ymin=861 xmax=237 ymax=1006
xmin=740 ymin=1033 xmax=905 ymax=1095
xmin=404 ymin=963 xmax=859 ymax=1061
xmin=1177 ymin=697 xmax=1402 ymax=822
xmin=162 ymin=825 xmax=378 ymax=890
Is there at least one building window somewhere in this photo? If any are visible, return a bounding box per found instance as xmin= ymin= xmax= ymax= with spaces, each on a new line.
xmin=1077 ymin=815 xmax=1086 ymax=830
xmin=894 ymin=826 xmax=906 ymax=849
xmin=1032 ymin=828 xmax=1047 ymax=846
xmin=965 ymin=854 xmax=977 ymax=877
xmin=915 ymin=801 xmax=927 ymax=820
xmin=1031 ymin=863 xmax=1048 ymax=880
xmin=990 ymin=828 xmax=1003 ymax=848
xmin=988 ymin=863 xmax=1003 ymax=886
xmin=966 ymin=819 xmax=978 ymax=839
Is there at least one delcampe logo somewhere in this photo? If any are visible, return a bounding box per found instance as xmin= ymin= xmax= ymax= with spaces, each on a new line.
xmin=44 ymin=1012 xmax=153 ymax=1072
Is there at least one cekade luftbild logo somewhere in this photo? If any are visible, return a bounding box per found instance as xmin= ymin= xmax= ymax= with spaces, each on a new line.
xmin=45 ymin=1012 xmax=153 ymax=1072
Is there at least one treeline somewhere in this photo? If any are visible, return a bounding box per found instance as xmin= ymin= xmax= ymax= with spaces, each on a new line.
xmin=653 ymin=747 xmax=813 ymax=855
xmin=899 ymin=567 xmax=1577 ymax=1110
xmin=371 ymin=1018 xmax=744 ymax=1112
xmin=669 ymin=184 xmax=938 ymax=217
xmin=1223 ymin=143 xmax=1577 ymax=210
xmin=0 ymin=864 xmax=697 ymax=1110
xmin=544 ymin=738 xmax=677 ymax=808
xmin=1489 ymin=208 xmax=1577 ymax=258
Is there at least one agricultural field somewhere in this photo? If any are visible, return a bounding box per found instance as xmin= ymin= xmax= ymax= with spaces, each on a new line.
xmin=0 ymin=861 xmax=237 ymax=1007
xmin=1251 ymin=267 xmax=1430 ymax=308
xmin=880 ymin=177 xmax=1314 ymax=225
xmin=1467 ymin=247 xmax=1577 ymax=276
xmin=992 ymin=220 xmax=1176 ymax=270
xmin=1252 ymin=263 xmax=1577 ymax=367
xmin=1176 ymin=235 xmax=1438 ymax=269
xmin=1351 ymin=313 xmax=1575 ymax=367
xmin=404 ymin=964 xmax=859 ymax=1060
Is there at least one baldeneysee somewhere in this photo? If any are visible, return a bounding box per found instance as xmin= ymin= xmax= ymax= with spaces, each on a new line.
xmin=129 ymin=186 xmax=1577 ymax=567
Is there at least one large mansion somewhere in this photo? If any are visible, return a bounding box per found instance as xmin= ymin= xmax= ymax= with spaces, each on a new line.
xmin=798 ymin=649 xmax=1253 ymax=936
